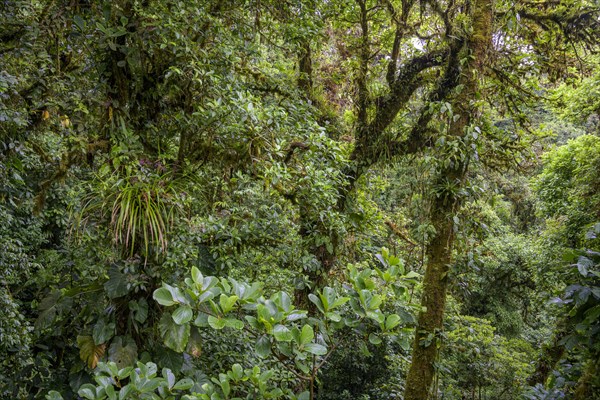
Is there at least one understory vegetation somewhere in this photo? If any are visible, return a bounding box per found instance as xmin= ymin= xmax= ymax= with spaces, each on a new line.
xmin=1 ymin=0 xmax=599 ymax=399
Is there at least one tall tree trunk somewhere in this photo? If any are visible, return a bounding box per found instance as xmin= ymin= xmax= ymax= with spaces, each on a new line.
xmin=527 ymin=319 xmax=569 ymax=386
xmin=298 ymin=41 xmax=313 ymax=97
xmin=404 ymin=1 xmax=493 ymax=399
xmin=573 ymin=358 xmax=598 ymax=400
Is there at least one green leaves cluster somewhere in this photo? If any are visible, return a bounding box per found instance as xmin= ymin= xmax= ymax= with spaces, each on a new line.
xmin=46 ymin=361 xmax=194 ymax=400
xmin=152 ymin=252 xmax=418 ymax=398
xmin=533 ymin=135 xmax=600 ymax=247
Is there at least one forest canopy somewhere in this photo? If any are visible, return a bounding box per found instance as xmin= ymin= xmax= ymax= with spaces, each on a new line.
xmin=1 ymin=0 xmax=600 ymax=399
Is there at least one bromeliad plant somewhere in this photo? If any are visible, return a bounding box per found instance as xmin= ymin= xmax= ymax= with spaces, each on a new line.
xmin=151 ymin=248 xmax=419 ymax=400
xmin=75 ymin=156 xmax=190 ymax=259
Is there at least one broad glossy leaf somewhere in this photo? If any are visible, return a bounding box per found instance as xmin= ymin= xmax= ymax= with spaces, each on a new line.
xmin=46 ymin=391 xmax=64 ymax=400
xmin=153 ymin=288 xmax=176 ymax=306
xmin=223 ymin=318 xmax=244 ymax=330
xmin=118 ymin=385 xmax=133 ymax=400
xmin=163 ymin=368 xmax=175 ymax=389
xmin=385 ymin=314 xmax=401 ymax=330
xmin=304 ymin=343 xmax=327 ymax=355
xmin=255 ymin=336 xmax=271 ymax=358
xmin=286 ymin=311 xmax=307 ymax=321
xmin=172 ymin=305 xmax=193 ymax=325
xmin=325 ymin=312 xmax=342 ymax=322
xmin=367 ymin=310 xmax=385 ymax=324
xmin=273 ymin=291 xmax=291 ymax=312
xmin=198 ymin=287 xmax=219 ymax=303
xmin=191 ymin=266 xmax=203 ymax=285
xmin=173 ymin=378 xmax=194 ymax=390
xmin=300 ymin=325 xmax=314 ymax=345
xmin=220 ymin=378 xmax=231 ymax=398
xmin=368 ymin=333 xmax=382 ymax=345
xmin=231 ymin=364 xmax=243 ymax=381
xmin=219 ymin=294 xmax=238 ymax=313
xmin=77 ymin=384 xmax=96 ymax=400
xmin=308 ymin=294 xmax=324 ymax=313
xmin=207 ymin=316 xmax=226 ymax=330
xmin=159 ymin=313 xmax=190 ymax=353
xmin=117 ymin=367 xmax=133 ymax=380
xmin=202 ymin=276 xmax=219 ymax=292
xmin=273 ymin=324 xmax=293 ymax=342
xmin=138 ymin=377 xmax=164 ymax=393
xmin=331 ymin=297 xmax=350 ymax=309
xmin=322 ymin=287 xmax=336 ymax=310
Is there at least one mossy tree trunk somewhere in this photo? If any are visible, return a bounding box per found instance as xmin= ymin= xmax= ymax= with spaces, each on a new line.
xmin=403 ymin=0 xmax=493 ymax=399
xmin=573 ymin=358 xmax=599 ymax=400
xmin=527 ymin=320 xmax=569 ymax=387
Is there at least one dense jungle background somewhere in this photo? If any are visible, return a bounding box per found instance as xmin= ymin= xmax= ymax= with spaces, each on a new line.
xmin=1 ymin=0 xmax=600 ymax=399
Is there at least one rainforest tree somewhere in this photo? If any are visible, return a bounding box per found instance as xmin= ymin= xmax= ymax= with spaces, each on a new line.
xmin=1 ymin=0 xmax=600 ymax=399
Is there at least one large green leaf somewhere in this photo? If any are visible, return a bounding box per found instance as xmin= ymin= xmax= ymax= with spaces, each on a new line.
xmin=308 ymin=294 xmax=324 ymax=313
xmin=300 ymin=325 xmax=314 ymax=345
xmin=172 ymin=305 xmax=193 ymax=325
xmin=385 ymin=314 xmax=401 ymax=330
xmin=207 ymin=315 xmax=226 ymax=329
xmin=129 ymin=298 xmax=148 ymax=324
xmin=155 ymin=347 xmax=184 ymax=374
xmin=223 ymin=318 xmax=244 ymax=330
xmin=304 ymin=343 xmax=327 ymax=356
xmin=46 ymin=391 xmax=64 ymax=400
xmin=219 ymin=294 xmax=238 ymax=313
xmin=163 ymin=367 xmax=176 ymax=389
xmin=256 ymin=335 xmax=271 ymax=358
xmin=154 ymin=288 xmax=176 ymax=306
xmin=108 ymin=336 xmax=138 ymax=368
xmin=173 ymin=378 xmax=194 ymax=390
xmin=368 ymin=333 xmax=382 ymax=345
xmin=154 ymin=284 xmax=188 ymax=306
xmin=273 ymin=324 xmax=293 ymax=342
xmin=191 ymin=266 xmax=203 ymax=285
xmin=104 ymin=266 xmax=129 ymax=299
xmin=159 ymin=313 xmax=190 ymax=353
xmin=93 ymin=320 xmax=115 ymax=344
xmin=35 ymin=291 xmax=61 ymax=330
xmin=77 ymin=384 xmax=97 ymax=400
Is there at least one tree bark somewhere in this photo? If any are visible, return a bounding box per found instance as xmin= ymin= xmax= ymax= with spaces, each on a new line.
xmin=298 ymin=41 xmax=313 ymax=96
xmin=404 ymin=0 xmax=493 ymax=399
xmin=527 ymin=319 xmax=569 ymax=386
xmin=573 ymin=358 xmax=598 ymax=400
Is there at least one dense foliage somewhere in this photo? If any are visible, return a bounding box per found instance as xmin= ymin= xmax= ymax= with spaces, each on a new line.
xmin=1 ymin=0 xmax=600 ymax=399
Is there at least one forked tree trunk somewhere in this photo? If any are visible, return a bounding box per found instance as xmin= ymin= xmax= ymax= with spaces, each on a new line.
xmin=403 ymin=0 xmax=493 ymax=399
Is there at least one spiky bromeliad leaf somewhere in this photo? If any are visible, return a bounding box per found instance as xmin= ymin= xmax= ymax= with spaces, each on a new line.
xmin=76 ymin=166 xmax=190 ymax=257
